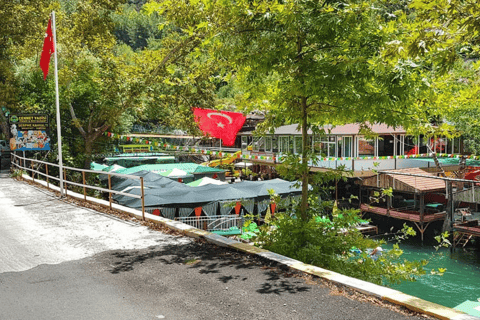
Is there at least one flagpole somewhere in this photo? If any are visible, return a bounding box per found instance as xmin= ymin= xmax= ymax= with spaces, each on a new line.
xmin=51 ymin=11 xmax=64 ymax=196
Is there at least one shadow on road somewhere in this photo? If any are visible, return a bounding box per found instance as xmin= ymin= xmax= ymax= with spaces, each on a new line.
xmin=105 ymin=239 xmax=311 ymax=295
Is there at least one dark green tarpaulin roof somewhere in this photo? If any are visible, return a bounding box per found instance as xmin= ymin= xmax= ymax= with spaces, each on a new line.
xmin=111 ymin=171 xmax=184 ymax=192
xmin=113 ymin=178 xmax=302 ymax=208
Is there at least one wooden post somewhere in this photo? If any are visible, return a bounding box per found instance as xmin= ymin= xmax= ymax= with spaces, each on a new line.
xmin=141 ymin=177 xmax=145 ymax=221
xmin=447 ymin=181 xmax=455 ymax=253
xmin=64 ymin=169 xmax=67 ymax=195
xmin=31 ymin=161 xmax=34 ymax=182
xmin=82 ymin=171 xmax=86 ymax=201
xmin=419 ymin=193 xmax=425 ymax=221
xmin=108 ymin=174 xmax=112 ymax=210
xmin=46 ymin=164 xmax=49 ymax=188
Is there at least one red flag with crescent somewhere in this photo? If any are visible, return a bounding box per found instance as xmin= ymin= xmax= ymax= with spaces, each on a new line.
xmin=193 ymin=107 xmax=246 ymax=146
xmin=40 ymin=18 xmax=55 ymax=80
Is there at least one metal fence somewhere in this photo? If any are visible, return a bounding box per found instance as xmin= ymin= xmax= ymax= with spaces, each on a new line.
xmin=176 ymin=215 xmax=244 ymax=232
xmin=10 ymin=153 xmax=146 ymax=219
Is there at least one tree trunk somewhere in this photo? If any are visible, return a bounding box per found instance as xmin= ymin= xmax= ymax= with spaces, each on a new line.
xmin=83 ymin=136 xmax=94 ymax=170
xmin=299 ymin=96 xmax=309 ymax=221
xmin=0 ymin=112 xmax=9 ymax=141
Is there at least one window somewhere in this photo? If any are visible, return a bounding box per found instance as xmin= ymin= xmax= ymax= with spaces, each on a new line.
xmin=294 ymin=136 xmax=303 ymax=154
xmin=377 ymin=135 xmax=395 ymax=156
xmin=357 ymin=137 xmax=375 ymax=156
xmin=279 ymin=136 xmax=289 ymax=153
xmin=314 ymin=135 xmax=336 ymax=157
xmin=338 ymin=136 xmax=352 ymax=157
xmin=404 ymin=136 xmax=417 ymax=155
xmin=253 ymin=137 xmax=265 ymax=152
xmin=241 ymin=136 xmax=248 ymax=150
xmin=448 ymin=137 xmax=461 ymax=154
xmin=265 ymin=136 xmax=272 ymax=152
xmin=272 ymin=137 xmax=278 ymax=153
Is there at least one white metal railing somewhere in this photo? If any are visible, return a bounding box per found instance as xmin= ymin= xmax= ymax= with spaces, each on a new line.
xmin=176 ymin=215 xmax=244 ymax=232
xmin=10 ymin=153 xmax=147 ymax=220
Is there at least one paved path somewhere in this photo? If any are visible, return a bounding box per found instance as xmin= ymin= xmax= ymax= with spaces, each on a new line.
xmin=0 ymin=171 xmax=425 ymax=320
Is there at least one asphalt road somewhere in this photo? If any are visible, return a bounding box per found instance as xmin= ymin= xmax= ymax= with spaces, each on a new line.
xmin=0 ymin=169 xmax=426 ymax=320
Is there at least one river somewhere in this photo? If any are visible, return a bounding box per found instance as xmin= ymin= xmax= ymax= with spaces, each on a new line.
xmin=389 ymin=241 xmax=480 ymax=308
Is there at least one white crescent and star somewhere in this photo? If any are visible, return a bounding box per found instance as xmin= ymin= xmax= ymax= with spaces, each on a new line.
xmin=207 ymin=112 xmax=233 ymax=128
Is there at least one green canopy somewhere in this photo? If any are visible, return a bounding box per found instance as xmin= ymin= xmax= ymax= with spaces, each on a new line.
xmin=91 ymin=162 xmax=109 ymax=171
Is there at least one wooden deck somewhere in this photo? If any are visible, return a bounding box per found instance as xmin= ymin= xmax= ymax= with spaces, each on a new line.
xmin=454 ymin=220 xmax=480 ymax=238
xmin=360 ymin=203 xmax=446 ymax=223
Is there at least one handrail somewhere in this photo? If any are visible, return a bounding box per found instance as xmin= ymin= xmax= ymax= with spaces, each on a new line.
xmin=10 ymin=153 xmax=146 ymax=220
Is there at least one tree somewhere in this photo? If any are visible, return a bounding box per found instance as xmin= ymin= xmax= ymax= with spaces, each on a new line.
xmin=151 ymin=0 xmax=431 ymax=220
xmin=0 ymin=0 xmax=51 ymax=140
xmin=400 ymin=0 xmax=480 ymax=154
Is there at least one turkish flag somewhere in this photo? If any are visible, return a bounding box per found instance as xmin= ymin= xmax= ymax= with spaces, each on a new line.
xmin=40 ymin=18 xmax=55 ymax=80
xmin=193 ymin=107 xmax=246 ymax=146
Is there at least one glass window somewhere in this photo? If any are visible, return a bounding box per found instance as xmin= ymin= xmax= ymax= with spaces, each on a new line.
xmin=253 ymin=137 xmax=265 ymax=152
xmin=448 ymin=138 xmax=461 ymax=154
xmin=338 ymin=136 xmax=352 ymax=157
xmin=272 ymin=137 xmax=278 ymax=153
xmin=358 ymin=137 xmax=375 ymax=156
xmin=314 ymin=135 xmax=336 ymax=157
xmin=241 ymin=136 xmax=248 ymax=150
xmin=378 ymin=135 xmax=395 ymax=156
xmin=294 ymin=136 xmax=303 ymax=154
xmin=419 ymin=136 xmax=430 ymax=153
xmin=265 ymin=136 xmax=272 ymax=152
xmin=433 ymin=137 xmax=447 ymax=153
xmin=279 ymin=136 xmax=288 ymax=153
xmin=404 ymin=136 xmax=418 ymax=155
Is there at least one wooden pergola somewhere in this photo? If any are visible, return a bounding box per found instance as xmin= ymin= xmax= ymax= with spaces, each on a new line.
xmin=359 ymin=168 xmax=447 ymax=241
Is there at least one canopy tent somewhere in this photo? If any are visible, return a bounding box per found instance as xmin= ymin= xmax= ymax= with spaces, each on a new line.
xmin=104 ymin=155 xmax=175 ymax=167
xmin=187 ymin=177 xmax=227 ymax=187
xmin=98 ymin=164 xmax=126 ymax=182
xmin=110 ymin=170 xmax=186 ymax=192
xmin=234 ymin=161 xmax=253 ymax=168
xmin=102 ymin=164 xmax=125 ymax=172
xmin=91 ymin=162 xmax=109 ymax=171
xmin=114 ymin=178 xmax=302 ymax=209
xmin=167 ymin=168 xmax=189 ymax=177
xmin=115 ymin=163 xmax=224 ymax=175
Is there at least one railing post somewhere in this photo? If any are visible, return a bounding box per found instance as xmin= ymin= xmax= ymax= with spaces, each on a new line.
xmin=141 ymin=177 xmax=145 ymax=221
xmin=31 ymin=161 xmax=34 ymax=182
xmin=63 ymin=169 xmax=67 ymax=195
xmin=82 ymin=171 xmax=87 ymax=201
xmin=108 ymin=174 xmax=112 ymax=210
xmin=46 ymin=164 xmax=49 ymax=188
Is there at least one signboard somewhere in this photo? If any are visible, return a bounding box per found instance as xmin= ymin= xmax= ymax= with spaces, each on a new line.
xmin=9 ymin=114 xmax=50 ymax=151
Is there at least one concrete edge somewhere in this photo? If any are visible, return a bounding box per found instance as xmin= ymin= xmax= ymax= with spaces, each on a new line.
xmin=19 ymin=174 xmax=478 ymax=320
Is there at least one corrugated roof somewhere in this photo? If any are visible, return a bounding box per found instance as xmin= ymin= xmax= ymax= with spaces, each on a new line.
xmin=386 ymin=168 xmax=446 ymax=192
xmin=361 ymin=168 xmax=446 ymax=193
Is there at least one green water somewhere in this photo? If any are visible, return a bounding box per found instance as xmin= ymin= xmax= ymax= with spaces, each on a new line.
xmin=390 ymin=242 xmax=480 ymax=308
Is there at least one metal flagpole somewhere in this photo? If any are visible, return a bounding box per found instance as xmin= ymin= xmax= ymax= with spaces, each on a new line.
xmin=51 ymin=11 xmax=64 ymax=196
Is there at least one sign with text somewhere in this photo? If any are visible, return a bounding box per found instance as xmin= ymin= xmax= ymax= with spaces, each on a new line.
xmin=9 ymin=114 xmax=50 ymax=151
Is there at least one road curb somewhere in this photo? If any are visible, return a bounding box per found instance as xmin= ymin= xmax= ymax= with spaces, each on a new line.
xmin=19 ymin=174 xmax=478 ymax=320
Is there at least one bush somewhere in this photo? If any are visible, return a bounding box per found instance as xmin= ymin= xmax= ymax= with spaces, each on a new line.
xmin=253 ymin=209 xmax=427 ymax=285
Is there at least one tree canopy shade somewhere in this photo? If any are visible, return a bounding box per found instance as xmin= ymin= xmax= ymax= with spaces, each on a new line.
xmin=150 ymin=0 xmax=432 ymax=219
